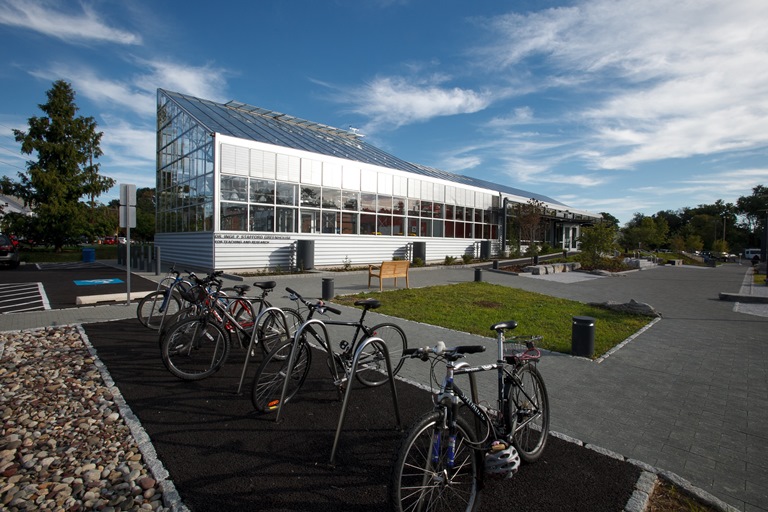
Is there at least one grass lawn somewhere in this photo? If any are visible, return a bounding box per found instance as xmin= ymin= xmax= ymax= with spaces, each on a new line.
xmin=333 ymin=282 xmax=651 ymax=358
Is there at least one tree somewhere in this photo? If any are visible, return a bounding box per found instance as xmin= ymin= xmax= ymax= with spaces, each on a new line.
xmin=517 ymin=198 xmax=544 ymax=262
xmin=578 ymin=222 xmax=618 ymax=267
xmin=599 ymin=212 xmax=620 ymax=229
xmin=1 ymin=80 xmax=115 ymax=251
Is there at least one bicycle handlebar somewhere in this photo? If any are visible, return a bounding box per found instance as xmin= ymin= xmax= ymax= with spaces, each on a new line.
xmin=285 ymin=287 xmax=341 ymax=315
xmin=403 ymin=342 xmax=486 ymax=361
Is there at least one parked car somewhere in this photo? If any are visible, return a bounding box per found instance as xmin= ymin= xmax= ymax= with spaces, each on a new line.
xmin=104 ymin=236 xmax=117 ymax=245
xmin=118 ymin=237 xmax=127 ymax=244
xmin=0 ymin=233 xmax=21 ymax=268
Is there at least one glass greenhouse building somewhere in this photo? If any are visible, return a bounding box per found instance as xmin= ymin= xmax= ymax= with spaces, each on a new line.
xmin=155 ymin=89 xmax=599 ymax=270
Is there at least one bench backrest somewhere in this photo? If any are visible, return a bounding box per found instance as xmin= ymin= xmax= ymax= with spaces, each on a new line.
xmin=380 ymin=260 xmax=409 ymax=276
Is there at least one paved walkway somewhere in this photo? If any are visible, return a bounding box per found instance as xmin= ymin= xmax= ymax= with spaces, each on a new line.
xmin=2 ymin=261 xmax=766 ymax=511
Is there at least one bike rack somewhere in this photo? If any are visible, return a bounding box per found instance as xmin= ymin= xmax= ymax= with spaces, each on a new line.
xmin=236 ymin=306 xmax=291 ymax=395
xmin=274 ymin=320 xmax=402 ymax=465
xmin=329 ymin=335 xmax=401 ymax=465
xmin=275 ymin=318 xmax=331 ymax=422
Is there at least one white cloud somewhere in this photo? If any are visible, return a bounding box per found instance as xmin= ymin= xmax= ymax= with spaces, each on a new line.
xmin=346 ymin=76 xmax=492 ymax=131
xmin=133 ymin=59 xmax=230 ymax=103
xmin=479 ymin=0 xmax=768 ymax=172
xmin=0 ymin=0 xmax=140 ymax=45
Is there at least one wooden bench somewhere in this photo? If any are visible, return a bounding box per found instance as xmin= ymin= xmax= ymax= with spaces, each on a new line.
xmin=368 ymin=260 xmax=410 ymax=291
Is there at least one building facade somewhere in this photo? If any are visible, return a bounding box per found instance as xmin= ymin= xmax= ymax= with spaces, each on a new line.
xmin=155 ymin=90 xmax=598 ymax=271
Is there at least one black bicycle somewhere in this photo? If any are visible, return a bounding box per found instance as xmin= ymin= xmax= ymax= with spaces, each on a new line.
xmin=390 ymin=320 xmax=549 ymax=512
xmin=250 ymin=287 xmax=407 ymax=413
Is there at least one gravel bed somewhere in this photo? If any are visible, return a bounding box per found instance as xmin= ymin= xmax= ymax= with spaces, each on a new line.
xmin=1 ymin=326 xmax=170 ymax=512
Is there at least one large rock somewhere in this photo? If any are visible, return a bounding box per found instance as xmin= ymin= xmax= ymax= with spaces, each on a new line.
xmin=588 ymin=299 xmax=661 ymax=317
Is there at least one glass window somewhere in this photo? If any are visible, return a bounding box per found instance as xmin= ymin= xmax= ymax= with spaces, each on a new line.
xmin=377 ymin=215 xmax=392 ymax=235
xmin=301 ymin=210 xmax=320 ymax=233
xmin=276 ymin=207 xmax=296 ymax=232
xmin=433 ymin=220 xmax=444 ymax=237
xmin=393 ymin=197 xmax=406 ymax=215
xmin=220 ymin=203 xmax=247 ymax=231
xmin=250 ymin=179 xmax=274 ymax=204
xmin=378 ymin=195 xmax=393 ymax=214
xmin=276 ymin=182 xmax=298 ymax=206
xmin=322 ymin=211 xmax=339 ymax=233
xmin=392 ymin=216 xmax=405 ymax=236
xmin=301 ymin=185 xmax=321 ymax=208
xmin=360 ymin=193 xmax=376 ymax=212
xmin=221 ymin=175 xmax=247 ymax=202
xmin=341 ymin=212 xmax=358 ymax=234
xmin=408 ymin=218 xmax=419 ymax=236
xmin=360 ymin=213 xmax=376 ymax=235
xmin=421 ymin=201 xmax=433 ymax=218
xmin=408 ymin=199 xmax=420 ymax=217
xmin=445 ymin=220 xmax=455 ymax=238
xmin=342 ymin=190 xmax=359 ymax=211
xmin=322 ymin=188 xmax=341 ymax=209
xmin=250 ymin=205 xmax=274 ymax=232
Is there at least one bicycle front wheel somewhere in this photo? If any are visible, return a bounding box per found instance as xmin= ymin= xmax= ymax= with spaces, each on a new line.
xmin=257 ymin=307 xmax=304 ymax=356
xmin=137 ymin=290 xmax=182 ymax=330
xmin=505 ymin=363 xmax=549 ymax=463
xmin=251 ymin=340 xmax=312 ymax=413
xmin=161 ymin=318 xmax=231 ymax=380
xmin=390 ymin=410 xmax=481 ymax=512
xmin=355 ymin=323 xmax=407 ymax=387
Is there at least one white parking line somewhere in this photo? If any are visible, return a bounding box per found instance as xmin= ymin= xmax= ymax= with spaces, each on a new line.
xmin=0 ymin=282 xmax=50 ymax=313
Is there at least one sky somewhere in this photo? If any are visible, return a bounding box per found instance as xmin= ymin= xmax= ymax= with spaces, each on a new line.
xmin=1 ymin=0 xmax=767 ymax=226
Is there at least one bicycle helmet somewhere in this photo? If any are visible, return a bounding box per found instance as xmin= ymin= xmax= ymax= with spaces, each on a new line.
xmin=484 ymin=441 xmax=520 ymax=479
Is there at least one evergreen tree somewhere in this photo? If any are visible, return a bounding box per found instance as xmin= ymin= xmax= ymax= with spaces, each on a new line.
xmin=2 ymin=80 xmax=115 ymax=251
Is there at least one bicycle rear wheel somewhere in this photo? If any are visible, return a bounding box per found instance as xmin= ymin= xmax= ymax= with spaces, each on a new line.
xmin=251 ymin=340 xmax=312 ymax=413
xmin=137 ymin=290 xmax=182 ymax=330
xmin=161 ymin=317 xmax=231 ymax=380
xmin=504 ymin=363 xmax=549 ymax=463
xmin=390 ymin=410 xmax=481 ymax=512
xmin=356 ymin=323 xmax=407 ymax=387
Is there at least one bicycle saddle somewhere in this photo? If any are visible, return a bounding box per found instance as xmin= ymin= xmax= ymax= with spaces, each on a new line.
xmin=354 ymin=298 xmax=381 ymax=309
xmin=491 ymin=320 xmax=518 ymax=332
xmin=253 ymin=281 xmax=277 ymax=291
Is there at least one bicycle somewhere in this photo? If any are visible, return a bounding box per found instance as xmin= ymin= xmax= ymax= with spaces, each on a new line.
xmin=389 ymin=320 xmax=549 ymax=512
xmin=159 ymin=275 xmax=303 ymax=381
xmin=136 ymin=265 xmax=196 ymax=330
xmin=250 ymin=287 xmax=407 ymax=413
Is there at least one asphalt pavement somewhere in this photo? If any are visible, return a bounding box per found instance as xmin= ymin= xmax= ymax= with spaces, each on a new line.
xmin=2 ymin=260 xmax=766 ymax=511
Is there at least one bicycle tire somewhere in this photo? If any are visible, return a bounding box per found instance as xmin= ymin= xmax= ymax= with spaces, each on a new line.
xmin=161 ymin=317 xmax=231 ymax=381
xmin=504 ymin=363 xmax=550 ymax=463
xmin=390 ymin=410 xmax=481 ymax=512
xmin=355 ymin=323 xmax=407 ymax=387
xmin=251 ymin=339 xmax=312 ymax=413
xmin=257 ymin=307 xmax=304 ymax=356
xmin=137 ymin=290 xmax=182 ymax=330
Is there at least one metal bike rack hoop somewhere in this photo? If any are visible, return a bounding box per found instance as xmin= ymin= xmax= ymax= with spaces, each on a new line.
xmin=329 ymin=336 xmax=401 ymax=465
xmin=236 ymin=307 xmax=291 ymax=395
xmin=275 ymin=318 xmax=331 ymax=423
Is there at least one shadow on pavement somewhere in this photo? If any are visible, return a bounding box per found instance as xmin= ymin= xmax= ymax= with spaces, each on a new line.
xmin=85 ymin=319 xmax=641 ymax=511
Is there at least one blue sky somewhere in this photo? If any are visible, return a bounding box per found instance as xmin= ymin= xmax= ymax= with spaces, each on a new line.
xmin=1 ymin=0 xmax=767 ymax=225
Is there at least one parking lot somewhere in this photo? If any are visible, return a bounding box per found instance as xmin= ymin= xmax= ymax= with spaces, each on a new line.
xmin=0 ymin=262 xmax=157 ymax=312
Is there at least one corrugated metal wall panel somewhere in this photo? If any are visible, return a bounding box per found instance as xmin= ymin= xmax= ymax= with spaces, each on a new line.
xmin=155 ymin=232 xmax=215 ymax=271
xmin=209 ymin=234 xmax=495 ymax=270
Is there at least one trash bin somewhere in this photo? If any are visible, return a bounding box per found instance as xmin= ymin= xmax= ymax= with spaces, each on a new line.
xmin=82 ymin=248 xmax=95 ymax=263
xmin=474 ymin=268 xmax=483 ymax=282
xmin=322 ymin=278 xmax=334 ymax=301
xmin=480 ymin=240 xmax=492 ymax=259
xmin=572 ymin=316 xmax=595 ymax=357
xmin=412 ymin=241 xmax=426 ymax=264
xmin=296 ymin=240 xmax=315 ymax=270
